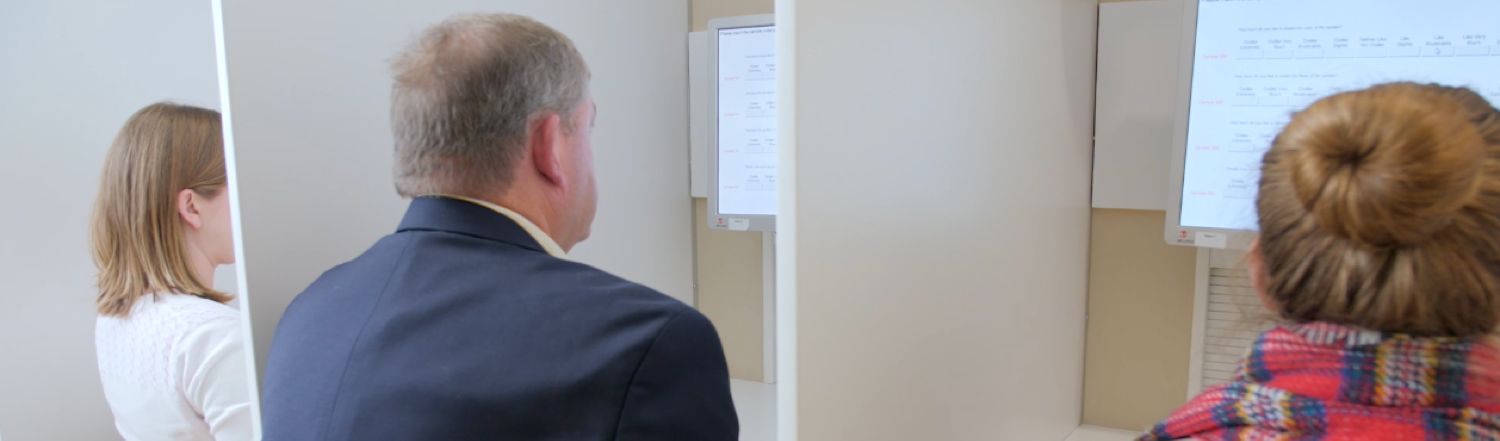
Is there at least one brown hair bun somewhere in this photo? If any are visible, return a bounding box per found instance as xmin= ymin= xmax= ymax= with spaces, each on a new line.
xmin=1256 ymin=82 xmax=1500 ymax=337
xmin=1279 ymin=83 xmax=1485 ymax=248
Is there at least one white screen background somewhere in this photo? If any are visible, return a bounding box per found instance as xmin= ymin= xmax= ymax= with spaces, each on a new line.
xmin=1180 ymin=0 xmax=1500 ymax=230
xmin=716 ymin=25 xmax=777 ymax=216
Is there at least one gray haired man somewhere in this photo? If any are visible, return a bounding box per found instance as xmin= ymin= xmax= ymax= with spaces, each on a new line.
xmin=261 ymin=13 xmax=739 ymax=440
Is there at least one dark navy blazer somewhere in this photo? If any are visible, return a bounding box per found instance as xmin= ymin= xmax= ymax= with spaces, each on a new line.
xmin=261 ymin=197 xmax=738 ymax=440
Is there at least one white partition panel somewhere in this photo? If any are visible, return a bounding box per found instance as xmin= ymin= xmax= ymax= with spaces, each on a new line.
xmin=779 ymin=0 xmax=1097 ymax=439
xmin=691 ymin=31 xmax=711 ymax=199
xmin=0 ymin=0 xmax=223 ymax=439
xmin=1093 ymin=0 xmax=1184 ymax=211
xmin=217 ymin=0 xmax=693 ymax=382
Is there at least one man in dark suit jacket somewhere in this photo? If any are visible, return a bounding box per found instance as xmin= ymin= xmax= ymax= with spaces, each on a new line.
xmin=261 ymin=13 xmax=738 ymax=440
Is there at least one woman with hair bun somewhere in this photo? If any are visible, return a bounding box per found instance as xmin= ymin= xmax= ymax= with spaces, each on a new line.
xmin=1142 ymin=83 xmax=1500 ymax=440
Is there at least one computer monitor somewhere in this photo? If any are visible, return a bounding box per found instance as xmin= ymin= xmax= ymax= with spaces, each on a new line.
xmin=707 ymin=14 xmax=777 ymax=232
xmin=1165 ymin=0 xmax=1500 ymax=247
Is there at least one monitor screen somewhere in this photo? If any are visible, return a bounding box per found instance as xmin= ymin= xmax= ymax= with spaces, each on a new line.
xmin=1177 ymin=0 xmax=1500 ymax=231
xmin=716 ymin=24 xmax=777 ymax=217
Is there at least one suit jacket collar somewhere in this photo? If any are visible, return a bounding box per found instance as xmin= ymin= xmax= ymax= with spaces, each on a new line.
xmin=396 ymin=196 xmax=547 ymax=255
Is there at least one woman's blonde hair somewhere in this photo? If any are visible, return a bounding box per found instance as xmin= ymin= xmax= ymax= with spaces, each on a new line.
xmin=1257 ymin=82 xmax=1500 ymax=337
xmin=92 ymin=102 xmax=232 ymax=317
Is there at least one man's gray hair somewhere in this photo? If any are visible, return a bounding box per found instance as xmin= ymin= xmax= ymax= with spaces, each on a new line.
xmin=390 ymin=13 xmax=591 ymax=198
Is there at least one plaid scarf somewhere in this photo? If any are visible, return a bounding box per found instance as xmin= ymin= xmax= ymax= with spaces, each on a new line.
xmin=1141 ymin=322 xmax=1500 ymax=441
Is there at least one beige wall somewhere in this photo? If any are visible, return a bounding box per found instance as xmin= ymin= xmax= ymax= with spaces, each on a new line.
xmin=693 ymin=0 xmax=774 ymax=32
xmin=1082 ymin=209 xmax=1197 ymax=431
xmin=694 ymin=199 xmax=766 ymax=380
xmin=690 ymin=0 xmax=774 ymax=382
xmin=1082 ymin=0 xmax=1200 ymax=432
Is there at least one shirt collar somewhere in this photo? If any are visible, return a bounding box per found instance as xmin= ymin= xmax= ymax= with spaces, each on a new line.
xmin=424 ymin=194 xmax=568 ymax=259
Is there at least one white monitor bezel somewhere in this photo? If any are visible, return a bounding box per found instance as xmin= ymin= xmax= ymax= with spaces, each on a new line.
xmin=706 ymin=14 xmax=777 ymax=233
xmin=1164 ymin=0 xmax=1256 ymax=249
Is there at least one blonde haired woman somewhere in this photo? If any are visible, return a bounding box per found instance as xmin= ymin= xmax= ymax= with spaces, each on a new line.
xmin=92 ymin=102 xmax=251 ymax=440
xmin=1142 ymin=83 xmax=1500 ymax=439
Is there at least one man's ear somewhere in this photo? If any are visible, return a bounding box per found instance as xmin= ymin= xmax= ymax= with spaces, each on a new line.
xmin=178 ymin=189 xmax=203 ymax=230
xmin=528 ymin=113 xmax=567 ymax=187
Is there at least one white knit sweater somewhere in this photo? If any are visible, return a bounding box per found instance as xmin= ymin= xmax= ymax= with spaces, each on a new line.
xmin=95 ymin=293 xmax=252 ymax=441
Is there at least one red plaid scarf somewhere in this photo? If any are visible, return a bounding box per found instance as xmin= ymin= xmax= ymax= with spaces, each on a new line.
xmin=1141 ymin=322 xmax=1500 ymax=440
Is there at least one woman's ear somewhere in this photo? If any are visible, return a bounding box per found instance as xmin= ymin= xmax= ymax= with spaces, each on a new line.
xmin=177 ymin=189 xmax=203 ymax=230
xmin=1248 ymin=238 xmax=1277 ymax=314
